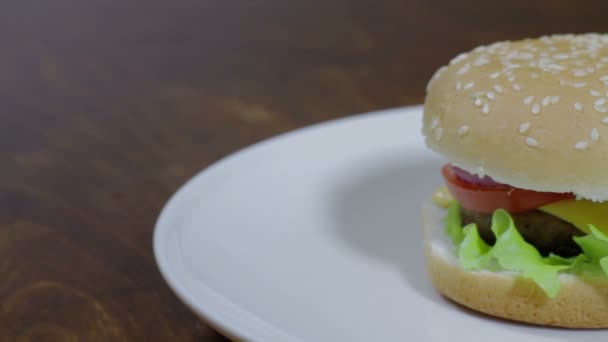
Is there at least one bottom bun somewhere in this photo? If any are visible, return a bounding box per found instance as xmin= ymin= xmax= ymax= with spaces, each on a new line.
xmin=421 ymin=198 xmax=608 ymax=328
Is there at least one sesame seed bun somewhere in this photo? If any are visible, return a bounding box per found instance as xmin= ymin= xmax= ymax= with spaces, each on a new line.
xmin=422 ymin=199 xmax=608 ymax=328
xmin=422 ymin=34 xmax=608 ymax=201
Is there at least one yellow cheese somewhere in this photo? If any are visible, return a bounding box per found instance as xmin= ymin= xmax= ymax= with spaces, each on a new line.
xmin=432 ymin=186 xmax=454 ymax=208
xmin=539 ymin=199 xmax=608 ymax=234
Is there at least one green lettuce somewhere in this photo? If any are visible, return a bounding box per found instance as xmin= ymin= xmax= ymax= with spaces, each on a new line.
xmin=445 ymin=201 xmax=608 ymax=298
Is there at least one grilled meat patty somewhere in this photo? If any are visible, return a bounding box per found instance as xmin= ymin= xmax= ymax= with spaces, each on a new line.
xmin=459 ymin=207 xmax=584 ymax=257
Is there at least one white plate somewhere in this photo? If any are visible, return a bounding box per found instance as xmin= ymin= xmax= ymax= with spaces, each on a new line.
xmin=154 ymin=105 xmax=606 ymax=342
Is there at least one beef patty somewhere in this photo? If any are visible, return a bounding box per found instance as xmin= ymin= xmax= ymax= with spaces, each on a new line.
xmin=459 ymin=207 xmax=584 ymax=257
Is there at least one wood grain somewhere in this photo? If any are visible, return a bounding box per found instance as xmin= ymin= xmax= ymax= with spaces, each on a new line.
xmin=2 ymin=0 xmax=608 ymax=340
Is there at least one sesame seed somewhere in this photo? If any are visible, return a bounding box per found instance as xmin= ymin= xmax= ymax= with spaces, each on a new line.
xmin=493 ymin=85 xmax=503 ymax=93
xmin=575 ymin=102 xmax=584 ymax=111
xmin=519 ymin=122 xmax=531 ymax=134
xmin=516 ymin=52 xmax=535 ymax=60
xmin=450 ymin=53 xmax=469 ymax=65
xmin=591 ymin=128 xmax=600 ymax=141
xmin=486 ymin=92 xmax=496 ymax=100
xmin=542 ymin=96 xmax=551 ymax=107
xmin=431 ymin=118 xmax=439 ymax=129
xmin=591 ymin=90 xmax=601 ymax=97
xmin=524 ymin=96 xmax=535 ymax=105
xmin=573 ymin=82 xmax=587 ymax=88
xmin=553 ymin=53 xmax=570 ymax=59
xmin=490 ymin=72 xmax=501 ymax=79
xmin=474 ymin=98 xmax=483 ymax=107
xmin=512 ymin=84 xmax=521 ymax=91
xmin=457 ymin=125 xmax=470 ymax=137
xmin=525 ymin=137 xmax=539 ymax=147
xmin=595 ymin=98 xmax=607 ymax=106
xmin=574 ymin=70 xmax=588 ymax=77
xmin=550 ymin=95 xmax=560 ymax=104
xmin=531 ymin=103 xmax=541 ymax=114
xmin=464 ymin=82 xmax=475 ymax=89
xmin=594 ymin=105 xmax=608 ymax=113
xmin=508 ymin=75 xmax=516 ymax=82
xmin=502 ymin=61 xmax=521 ymax=69
xmin=473 ymin=57 xmax=489 ymax=66
xmin=602 ymin=117 xmax=608 ymax=124
xmin=456 ymin=63 xmax=471 ymax=75
xmin=548 ymin=63 xmax=565 ymax=71
xmin=426 ymin=66 xmax=447 ymax=92
xmin=574 ymin=141 xmax=589 ymax=150
xmin=456 ymin=81 xmax=462 ymax=90
xmin=482 ymin=103 xmax=490 ymax=115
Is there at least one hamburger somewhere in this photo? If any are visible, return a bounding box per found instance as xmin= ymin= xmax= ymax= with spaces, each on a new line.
xmin=421 ymin=33 xmax=608 ymax=328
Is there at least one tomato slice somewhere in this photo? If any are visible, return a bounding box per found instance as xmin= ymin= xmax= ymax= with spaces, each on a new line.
xmin=442 ymin=164 xmax=574 ymax=213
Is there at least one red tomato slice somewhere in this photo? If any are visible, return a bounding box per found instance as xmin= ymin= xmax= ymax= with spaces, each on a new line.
xmin=442 ymin=164 xmax=574 ymax=213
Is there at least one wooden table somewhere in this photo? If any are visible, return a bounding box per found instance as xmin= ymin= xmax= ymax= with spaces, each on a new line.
xmin=3 ymin=1 xmax=608 ymax=340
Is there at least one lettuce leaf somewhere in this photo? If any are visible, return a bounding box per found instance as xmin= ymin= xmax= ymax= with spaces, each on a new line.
xmin=446 ymin=201 xmax=465 ymax=245
xmin=445 ymin=202 xmax=608 ymax=298
xmin=459 ymin=223 xmax=491 ymax=269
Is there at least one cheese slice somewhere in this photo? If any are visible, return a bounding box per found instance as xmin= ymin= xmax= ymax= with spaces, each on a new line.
xmin=539 ymin=199 xmax=608 ymax=235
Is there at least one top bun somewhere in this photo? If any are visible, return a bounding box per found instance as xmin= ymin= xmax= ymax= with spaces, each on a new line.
xmin=423 ymin=34 xmax=608 ymax=201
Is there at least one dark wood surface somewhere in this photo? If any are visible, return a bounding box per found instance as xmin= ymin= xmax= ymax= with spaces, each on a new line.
xmin=3 ymin=1 xmax=608 ymax=340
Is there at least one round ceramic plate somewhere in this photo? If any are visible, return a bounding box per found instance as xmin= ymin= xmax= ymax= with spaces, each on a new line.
xmin=154 ymin=105 xmax=606 ymax=341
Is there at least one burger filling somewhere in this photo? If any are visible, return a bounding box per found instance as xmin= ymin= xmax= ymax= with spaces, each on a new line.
xmin=436 ymin=164 xmax=608 ymax=297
